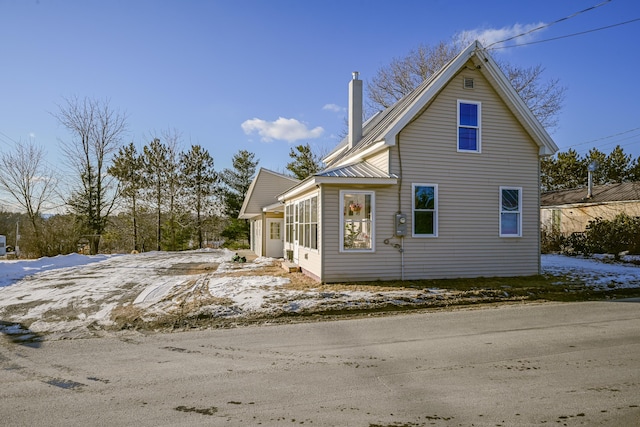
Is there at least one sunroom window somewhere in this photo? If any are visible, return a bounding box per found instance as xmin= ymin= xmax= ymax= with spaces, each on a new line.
xmin=341 ymin=191 xmax=374 ymax=251
xmin=292 ymin=195 xmax=318 ymax=250
xmin=458 ymin=100 xmax=481 ymax=152
xmin=500 ymin=187 xmax=522 ymax=237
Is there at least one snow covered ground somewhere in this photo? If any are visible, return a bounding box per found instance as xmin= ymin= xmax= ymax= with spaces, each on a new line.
xmin=1 ymin=250 xmax=639 ymax=339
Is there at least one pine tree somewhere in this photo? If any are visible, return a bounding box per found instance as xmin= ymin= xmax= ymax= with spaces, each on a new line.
xmin=286 ymin=143 xmax=322 ymax=180
xmin=108 ymin=142 xmax=144 ymax=251
xmin=180 ymin=145 xmax=217 ymax=249
xmin=546 ymin=149 xmax=585 ymax=191
xmin=604 ymin=145 xmax=632 ymax=184
xmin=219 ymin=150 xmax=258 ymax=243
xmin=142 ymin=139 xmax=170 ymax=251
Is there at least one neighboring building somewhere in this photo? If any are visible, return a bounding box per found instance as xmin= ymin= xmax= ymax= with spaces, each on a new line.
xmin=0 ymin=235 xmax=5 ymax=256
xmin=541 ymin=182 xmax=640 ymax=235
xmin=238 ymin=168 xmax=300 ymax=258
xmin=242 ymin=41 xmax=558 ymax=282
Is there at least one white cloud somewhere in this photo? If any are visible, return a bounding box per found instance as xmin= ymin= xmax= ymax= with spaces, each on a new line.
xmin=322 ymin=103 xmax=344 ymax=113
xmin=457 ymin=22 xmax=546 ymax=48
xmin=241 ymin=117 xmax=324 ymax=143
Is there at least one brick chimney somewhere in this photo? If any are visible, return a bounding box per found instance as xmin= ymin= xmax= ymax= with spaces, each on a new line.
xmin=348 ymin=71 xmax=363 ymax=150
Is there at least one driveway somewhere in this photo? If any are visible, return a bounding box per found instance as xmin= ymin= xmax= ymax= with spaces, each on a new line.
xmin=1 ymin=300 xmax=639 ymax=426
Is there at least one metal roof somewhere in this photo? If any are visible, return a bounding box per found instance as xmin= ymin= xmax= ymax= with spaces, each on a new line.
xmin=541 ymin=182 xmax=640 ymax=206
xmin=317 ymin=161 xmax=398 ymax=179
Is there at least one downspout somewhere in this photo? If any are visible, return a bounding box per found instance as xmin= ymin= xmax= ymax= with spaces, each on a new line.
xmin=396 ymin=133 xmax=405 ymax=281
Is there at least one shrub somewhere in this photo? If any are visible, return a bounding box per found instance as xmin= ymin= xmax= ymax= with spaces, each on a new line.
xmin=584 ymin=213 xmax=640 ymax=260
xmin=541 ymin=227 xmax=565 ymax=254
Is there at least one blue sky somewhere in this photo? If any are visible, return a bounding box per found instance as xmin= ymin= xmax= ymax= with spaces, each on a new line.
xmin=1 ymin=0 xmax=639 ymax=198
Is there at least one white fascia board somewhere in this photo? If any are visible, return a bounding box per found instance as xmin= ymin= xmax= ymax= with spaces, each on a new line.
xmin=262 ymin=201 xmax=284 ymax=213
xmin=323 ymin=144 xmax=349 ymax=164
xmin=238 ymin=212 xmax=260 ymax=220
xmin=381 ymin=44 xmax=477 ymax=147
xmin=278 ymin=175 xmax=398 ymax=201
xmin=331 ymin=141 xmax=388 ymax=168
xmin=278 ymin=179 xmax=318 ymax=201
xmin=474 ymin=49 xmax=559 ymax=156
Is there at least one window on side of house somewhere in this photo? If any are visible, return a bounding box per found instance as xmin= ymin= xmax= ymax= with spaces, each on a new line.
xmin=458 ymin=100 xmax=481 ymax=152
xmin=500 ymin=187 xmax=522 ymax=237
xmin=341 ymin=191 xmax=374 ymax=251
xmin=412 ymin=184 xmax=438 ymax=237
xmin=285 ymin=204 xmax=294 ymax=244
xmin=293 ymin=195 xmax=318 ymax=250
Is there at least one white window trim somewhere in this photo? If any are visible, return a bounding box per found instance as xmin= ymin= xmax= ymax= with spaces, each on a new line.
xmin=293 ymin=194 xmax=319 ymax=252
xmin=499 ymin=186 xmax=522 ymax=237
xmin=412 ymin=183 xmax=438 ymax=237
xmin=457 ymin=99 xmax=481 ymax=153
xmin=340 ymin=190 xmax=375 ymax=253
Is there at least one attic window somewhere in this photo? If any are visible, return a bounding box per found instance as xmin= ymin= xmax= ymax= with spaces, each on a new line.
xmin=463 ymin=77 xmax=474 ymax=89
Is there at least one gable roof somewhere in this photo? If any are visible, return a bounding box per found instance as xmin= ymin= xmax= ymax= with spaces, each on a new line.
xmin=541 ymin=182 xmax=640 ymax=207
xmin=325 ymin=40 xmax=558 ymax=168
xmin=238 ymin=168 xmax=300 ymax=219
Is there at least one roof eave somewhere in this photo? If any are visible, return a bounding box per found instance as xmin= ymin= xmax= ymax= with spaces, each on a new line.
xmin=473 ymin=48 xmax=559 ymax=156
xmin=278 ymin=176 xmax=397 ymax=201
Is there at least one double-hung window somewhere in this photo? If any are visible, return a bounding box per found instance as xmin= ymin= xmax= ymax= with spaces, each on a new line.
xmin=285 ymin=204 xmax=294 ymax=244
xmin=458 ymin=100 xmax=481 ymax=152
xmin=341 ymin=191 xmax=374 ymax=251
xmin=500 ymin=187 xmax=522 ymax=237
xmin=412 ymin=184 xmax=437 ymax=237
xmin=294 ymin=195 xmax=318 ymax=250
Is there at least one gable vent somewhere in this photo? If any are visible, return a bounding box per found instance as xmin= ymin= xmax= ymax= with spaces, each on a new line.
xmin=463 ymin=77 xmax=474 ymax=89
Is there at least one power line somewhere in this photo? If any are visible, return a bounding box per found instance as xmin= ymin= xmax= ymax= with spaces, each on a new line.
xmin=486 ymin=0 xmax=613 ymax=49
xmin=490 ymin=17 xmax=640 ymax=50
xmin=566 ymin=127 xmax=640 ymax=149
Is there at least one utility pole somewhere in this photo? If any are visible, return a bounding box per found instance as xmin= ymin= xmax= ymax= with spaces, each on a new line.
xmin=15 ymin=220 xmax=20 ymax=257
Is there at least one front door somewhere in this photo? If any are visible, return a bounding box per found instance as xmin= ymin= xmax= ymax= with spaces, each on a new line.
xmin=266 ymin=218 xmax=284 ymax=258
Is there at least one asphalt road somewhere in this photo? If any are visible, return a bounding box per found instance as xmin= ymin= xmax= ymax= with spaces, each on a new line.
xmin=1 ymin=301 xmax=639 ymax=426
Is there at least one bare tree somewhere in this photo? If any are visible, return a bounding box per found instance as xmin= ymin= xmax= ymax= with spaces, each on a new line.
xmin=367 ymin=40 xmax=463 ymax=113
xmin=0 ymin=141 xmax=57 ymax=256
xmin=54 ymin=96 xmax=128 ymax=254
xmin=367 ymin=39 xmax=565 ymax=131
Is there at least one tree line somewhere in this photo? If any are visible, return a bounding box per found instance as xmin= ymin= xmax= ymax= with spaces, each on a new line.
xmin=0 ymin=97 xmax=260 ymax=257
xmin=541 ymin=145 xmax=640 ymax=192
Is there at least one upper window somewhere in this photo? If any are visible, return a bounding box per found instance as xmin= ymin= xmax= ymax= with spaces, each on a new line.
xmin=500 ymin=187 xmax=522 ymax=237
xmin=412 ymin=184 xmax=438 ymax=237
xmin=341 ymin=191 xmax=374 ymax=251
xmin=458 ymin=100 xmax=481 ymax=152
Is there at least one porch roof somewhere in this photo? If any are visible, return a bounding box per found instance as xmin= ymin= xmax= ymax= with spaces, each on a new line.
xmin=278 ymin=161 xmax=398 ymax=201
